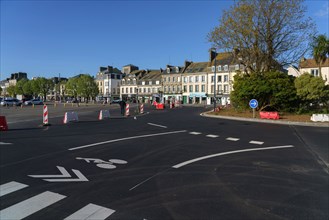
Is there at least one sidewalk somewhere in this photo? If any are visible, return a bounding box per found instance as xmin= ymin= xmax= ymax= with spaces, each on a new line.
xmin=200 ymin=110 xmax=329 ymax=127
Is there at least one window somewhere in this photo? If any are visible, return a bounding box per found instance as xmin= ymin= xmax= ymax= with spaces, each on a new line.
xmin=311 ymin=69 xmax=319 ymax=76
xmin=133 ymin=79 xmax=136 ymax=85
xmin=183 ymin=85 xmax=187 ymax=92
xmin=122 ymin=88 xmax=124 ymax=93
xmin=168 ymin=86 xmax=171 ymax=92
xmin=172 ymin=77 xmax=175 ymax=82
xmin=211 ymin=85 xmax=214 ymax=93
xmin=178 ymin=77 xmax=181 ymax=82
xmin=189 ymin=85 xmax=193 ymax=92
xmin=168 ymin=77 xmax=170 ymax=82
xmin=134 ymin=88 xmax=137 ymax=93
xmin=111 ymin=74 xmax=115 ymax=79
xmin=235 ymin=64 xmax=240 ymax=70
xmin=130 ymin=88 xmax=132 ymax=93
xmin=217 ymin=75 xmax=222 ymax=83
xmin=142 ymin=81 xmax=145 ymax=85
xmin=148 ymin=88 xmax=151 ymax=93
xmin=189 ymin=76 xmax=193 ymax=83
xmin=176 ymin=67 xmax=179 ymax=73
xmin=164 ymin=87 xmax=167 ymax=92
xmin=224 ymin=65 xmax=228 ymax=71
xmin=127 ymin=79 xmax=131 ymax=85
xmin=117 ymin=88 xmax=120 ymax=94
xmin=211 ymin=76 xmax=214 ymax=83
xmin=172 ymin=86 xmax=176 ymax=92
xmin=116 ymin=75 xmax=121 ymax=79
xmin=211 ymin=66 xmax=215 ymax=72
xmin=163 ymin=77 xmax=166 ymax=82
xmin=224 ymin=85 xmax=229 ymax=93
xmin=201 ymin=76 xmax=205 ymax=82
xmin=224 ymin=75 xmax=228 ymax=82
xmin=113 ymin=88 xmax=116 ymax=94
xmin=195 ymin=76 xmax=199 ymax=82
xmin=218 ymin=85 xmax=222 ymax=93
xmin=156 ymin=80 xmax=160 ymax=85
xmin=143 ymin=88 xmax=146 ymax=93
xmin=149 ymin=81 xmax=152 ymax=85
xmin=184 ymin=77 xmax=187 ymax=83
xmin=167 ymin=68 xmax=170 ymax=73
xmin=139 ymin=88 xmax=142 ymax=93
xmin=126 ymin=88 xmax=128 ymax=93
xmin=195 ymin=85 xmax=199 ymax=92
xmin=201 ymin=85 xmax=205 ymax=92
xmin=218 ymin=66 xmax=222 ymax=71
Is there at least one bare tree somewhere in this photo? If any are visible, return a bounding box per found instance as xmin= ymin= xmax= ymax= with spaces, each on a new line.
xmin=208 ymin=0 xmax=316 ymax=73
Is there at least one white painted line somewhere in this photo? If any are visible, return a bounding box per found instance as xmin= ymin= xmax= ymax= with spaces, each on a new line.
xmin=189 ymin=132 xmax=201 ymax=135
xmin=0 ymin=191 xmax=66 ymax=220
xmin=226 ymin=137 xmax=240 ymax=141
xmin=69 ymin=130 xmax=187 ymax=151
xmin=206 ymin=134 xmax=219 ymax=138
xmin=147 ymin=123 xmax=167 ymax=128
xmin=0 ymin=181 xmax=28 ymax=197
xmin=249 ymin=141 xmax=264 ymax=145
xmin=28 ymin=166 xmax=71 ymax=178
xmin=0 ymin=142 xmax=12 ymax=145
xmin=172 ymin=145 xmax=295 ymax=169
xmin=64 ymin=203 xmax=115 ymax=220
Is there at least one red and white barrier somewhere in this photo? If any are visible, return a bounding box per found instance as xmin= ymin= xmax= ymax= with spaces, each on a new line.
xmin=63 ymin=112 xmax=79 ymax=124
xmin=0 ymin=116 xmax=8 ymax=131
xmin=170 ymin=101 xmax=173 ymax=109
xmin=99 ymin=110 xmax=110 ymax=120
xmin=140 ymin=104 xmax=144 ymax=114
xmin=43 ymin=105 xmax=49 ymax=125
xmin=125 ymin=104 xmax=130 ymax=116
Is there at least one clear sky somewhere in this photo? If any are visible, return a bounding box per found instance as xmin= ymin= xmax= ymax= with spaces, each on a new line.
xmin=1 ymin=0 xmax=328 ymax=80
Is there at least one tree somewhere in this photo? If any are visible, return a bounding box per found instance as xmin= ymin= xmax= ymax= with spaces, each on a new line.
xmin=35 ymin=77 xmax=54 ymax=101
xmin=76 ymin=74 xmax=99 ymax=102
xmin=295 ymin=73 xmax=329 ymax=111
xmin=23 ymin=80 xmax=33 ymax=96
xmin=208 ymin=0 xmax=316 ymax=73
xmin=15 ymin=79 xmax=28 ymax=95
xmin=7 ymin=85 xmax=16 ymax=97
xmin=311 ymin=34 xmax=329 ymax=77
xmin=231 ymin=71 xmax=297 ymax=111
xmin=65 ymin=77 xmax=79 ymax=99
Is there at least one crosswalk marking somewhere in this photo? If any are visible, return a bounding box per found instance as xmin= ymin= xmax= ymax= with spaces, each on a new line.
xmin=249 ymin=140 xmax=264 ymax=145
xmin=0 ymin=191 xmax=66 ymax=220
xmin=189 ymin=132 xmax=201 ymax=135
xmin=226 ymin=137 xmax=240 ymax=141
xmin=206 ymin=134 xmax=219 ymax=138
xmin=64 ymin=203 xmax=115 ymax=220
xmin=0 ymin=181 xmax=28 ymax=197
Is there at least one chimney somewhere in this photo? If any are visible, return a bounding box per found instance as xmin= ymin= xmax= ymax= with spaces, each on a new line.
xmin=184 ymin=60 xmax=192 ymax=68
xmin=100 ymin=67 xmax=107 ymax=72
xmin=160 ymin=68 xmax=163 ymax=73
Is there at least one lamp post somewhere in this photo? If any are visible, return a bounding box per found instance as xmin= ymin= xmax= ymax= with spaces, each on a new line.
xmin=211 ymin=47 xmax=217 ymax=111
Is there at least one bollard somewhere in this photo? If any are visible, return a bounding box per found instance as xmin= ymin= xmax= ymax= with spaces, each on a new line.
xmin=125 ymin=104 xmax=130 ymax=116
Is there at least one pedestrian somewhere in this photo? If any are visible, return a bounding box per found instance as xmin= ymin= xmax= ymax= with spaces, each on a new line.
xmin=119 ymin=100 xmax=126 ymax=116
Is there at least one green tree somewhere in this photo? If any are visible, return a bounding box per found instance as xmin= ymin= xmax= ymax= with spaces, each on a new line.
xmin=7 ymin=85 xmax=16 ymax=97
xmin=15 ymin=79 xmax=28 ymax=95
xmin=231 ymin=71 xmax=297 ymax=111
xmin=208 ymin=0 xmax=315 ymax=73
xmin=23 ymin=80 xmax=33 ymax=96
xmin=35 ymin=77 xmax=54 ymax=101
xmin=311 ymin=34 xmax=329 ymax=77
xmin=65 ymin=77 xmax=79 ymax=99
xmin=30 ymin=79 xmax=41 ymax=98
xmin=76 ymin=74 xmax=99 ymax=102
xmin=295 ymin=73 xmax=329 ymax=111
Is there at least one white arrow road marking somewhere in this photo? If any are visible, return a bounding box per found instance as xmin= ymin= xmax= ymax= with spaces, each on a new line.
xmin=64 ymin=203 xmax=115 ymax=220
xmin=172 ymin=145 xmax=295 ymax=169
xmin=28 ymin=166 xmax=70 ymax=178
xmin=0 ymin=181 xmax=28 ymax=197
xmin=0 ymin=191 xmax=66 ymax=220
xmin=28 ymin=166 xmax=89 ymax=182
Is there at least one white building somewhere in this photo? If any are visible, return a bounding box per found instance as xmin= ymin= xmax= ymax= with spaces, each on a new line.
xmin=299 ymin=58 xmax=329 ymax=85
xmin=95 ymin=66 xmax=123 ymax=101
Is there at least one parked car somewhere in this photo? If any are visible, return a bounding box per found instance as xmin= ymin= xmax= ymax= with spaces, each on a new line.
xmin=0 ymin=98 xmax=22 ymax=106
xmin=24 ymin=98 xmax=43 ymax=105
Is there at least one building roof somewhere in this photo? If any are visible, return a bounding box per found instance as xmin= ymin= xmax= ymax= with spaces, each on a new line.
xmin=183 ymin=62 xmax=209 ymax=73
xmin=209 ymin=52 xmax=235 ymax=66
xmin=299 ymin=58 xmax=329 ymax=68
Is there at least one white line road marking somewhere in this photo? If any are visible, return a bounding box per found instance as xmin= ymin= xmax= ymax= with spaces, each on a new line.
xmin=147 ymin=123 xmax=167 ymax=128
xmin=64 ymin=203 xmax=115 ymax=220
xmin=189 ymin=132 xmax=201 ymax=135
xmin=0 ymin=181 xmax=28 ymax=197
xmin=226 ymin=137 xmax=240 ymax=141
xmin=0 ymin=191 xmax=66 ymax=220
xmin=249 ymin=141 xmax=264 ymax=145
xmin=0 ymin=142 xmax=12 ymax=145
xmin=172 ymin=145 xmax=295 ymax=169
xmin=206 ymin=134 xmax=219 ymax=138
xmin=69 ymin=130 xmax=187 ymax=151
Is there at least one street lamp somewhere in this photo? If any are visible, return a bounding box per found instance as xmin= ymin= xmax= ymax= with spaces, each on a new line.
xmin=211 ymin=47 xmax=217 ymax=111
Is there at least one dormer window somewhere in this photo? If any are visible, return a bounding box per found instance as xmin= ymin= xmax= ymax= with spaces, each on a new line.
xmin=224 ymin=65 xmax=228 ymax=71
xmin=175 ymin=67 xmax=179 ymax=73
xmin=235 ymin=64 xmax=240 ymax=70
xmin=218 ymin=66 xmax=222 ymax=71
xmin=167 ymin=68 xmax=170 ymax=73
xmin=211 ymin=66 xmax=215 ymax=72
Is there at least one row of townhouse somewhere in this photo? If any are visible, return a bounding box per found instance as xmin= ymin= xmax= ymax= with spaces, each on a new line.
xmin=118 ymin=51 xmax=239 ymax=105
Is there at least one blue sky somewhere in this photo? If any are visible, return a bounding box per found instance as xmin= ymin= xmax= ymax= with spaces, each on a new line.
xmin=1 ymin=0 xmax=328 ymax=80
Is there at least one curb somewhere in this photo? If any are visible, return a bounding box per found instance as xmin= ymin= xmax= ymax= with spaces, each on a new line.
xmin=200 ymin=111 xmax=329 ymax=127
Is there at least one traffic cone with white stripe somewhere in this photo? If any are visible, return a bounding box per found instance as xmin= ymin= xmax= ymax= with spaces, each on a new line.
xmin=43 ymin=105 xmax=50 ymax=126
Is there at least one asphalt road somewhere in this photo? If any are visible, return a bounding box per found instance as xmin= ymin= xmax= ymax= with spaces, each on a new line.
xmin=0 ymin=104 xmax=328 ymax=220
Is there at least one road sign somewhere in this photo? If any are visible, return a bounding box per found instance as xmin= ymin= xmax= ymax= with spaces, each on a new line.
xmin=249 ymin=99 xmax=258 ymax=109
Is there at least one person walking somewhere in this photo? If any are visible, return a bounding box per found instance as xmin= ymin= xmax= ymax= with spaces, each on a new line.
xmin=119 ymin=100 xmax=126 ymax=116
